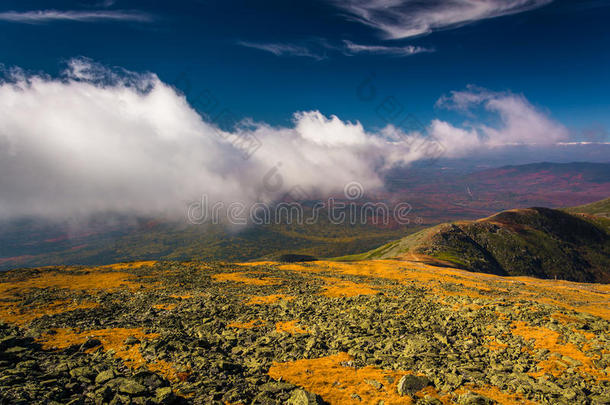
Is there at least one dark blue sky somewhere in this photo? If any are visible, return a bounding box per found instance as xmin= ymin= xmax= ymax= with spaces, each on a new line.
xmin=1 ymin=0 xmax=609 ymax=138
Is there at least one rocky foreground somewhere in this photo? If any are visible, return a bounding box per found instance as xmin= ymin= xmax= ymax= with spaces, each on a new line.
xmin=0 ymin=259 xmax=609 ymax=404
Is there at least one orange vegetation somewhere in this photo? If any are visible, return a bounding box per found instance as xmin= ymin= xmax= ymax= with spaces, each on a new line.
xmin=38 ymin=327 xmax=185 ymax=382
xmin=319 ymin=277 xmax=378 ymax=298
xmin=0 ymin=299 xmax=99 ymax=326
xmin=170 ymin=294 xmax=193 ymax=299
xmin=511 ymin=321 xmax=607 ymax=380
xmin=211 ymin=272 xmax=280 ymax=286
xmin=275 ymin=320 xmax=308 ymax=334
xmin=484 ymin=336 xmax=508 ymax=351
xmin=269 ymin=352 xmax=435 ymax=405
xmin=235 ymin=261 xmax=275 ymax=266
xmin=279 ymin=260 xmax=610 ymax=321
xmin=227 ymin=319 xmax=264 ymax=329
xmin=103 ymin=261 xmax=157 ymax=270
xmin=246 ymin=294 xmax=294 ymax=305
xmin=153 ymin=303 xmax=177 ymax=311
xmin=0 ymin=270 xmax=142 ymax=298
xmin=269 ymin=351 xmax=539 ymax=405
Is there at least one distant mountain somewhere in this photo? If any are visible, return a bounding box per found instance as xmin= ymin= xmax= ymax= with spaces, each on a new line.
xmin=340 ymin=200 xmax=610 ymax=283
xmin=1 ymin=162 xmax=609 ymax=271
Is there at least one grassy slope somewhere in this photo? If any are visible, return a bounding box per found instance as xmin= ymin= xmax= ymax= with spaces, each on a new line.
xmin=565 ymin=197 xmax=610 ymax=217
xmin=338 ymin=198 xmax=610 ymax=283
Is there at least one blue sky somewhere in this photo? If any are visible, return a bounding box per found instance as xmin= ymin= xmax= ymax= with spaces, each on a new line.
xmin=1 ymin=0 xmax=608 ymax=138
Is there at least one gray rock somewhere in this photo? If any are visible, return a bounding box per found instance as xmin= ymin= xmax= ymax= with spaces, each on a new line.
xmin=287 ymin=388 xmax=325 ymax=405
xmin=124 ymin=336 xmax=141 ymax=345
xmin=456 ymin=392 xmax=495 ymax=405
xmin=119 ymin=379 xmax=147 ymax=396
xmin=69 ymin=366 xmax=94 ymax=380
xmin=397 ymin=374 xmax=431 ymax=396
xmin=94 ymin=369 xmax=114 ymax=385
xmin=155 ymin=386 xmax=176 ymax=404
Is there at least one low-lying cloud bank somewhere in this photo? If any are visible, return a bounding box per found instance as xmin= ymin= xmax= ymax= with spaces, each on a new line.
xmin=0 ymin=60 xmax=570 ymax=220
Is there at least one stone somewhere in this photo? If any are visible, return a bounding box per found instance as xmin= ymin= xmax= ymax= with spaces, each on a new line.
xmin=397 ymin=374 xmax=431 ymax=396
xmin=287 ymin=389 xmax=325 ymax=405
xmin=119 ymin=379 xmax=147 ymax=396
xmin=456 ymin=392 xmax=495 ymax=405
xmin=124 ymin=336 xmax=141 ymax=345
xmin=155 ymin=386 xmax=176 ymax=403
xmin=94 ymin=370 xmax=115 ymax=385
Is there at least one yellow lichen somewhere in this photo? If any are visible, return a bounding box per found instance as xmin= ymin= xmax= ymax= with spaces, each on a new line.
xmin=268 ymin=352 xmax=436 ymax=405
xmin=0 ymin=299 xmax=99 ymax=326
xmin=228 ymin=319 xmax=264 ymax=329
xmin=246 ymin=294 xmax=294 ymax=305
xmin=212 ymin=272 xmax=280 ymax=286
xmin=275 ymin=320 xmax=308 ymax=334
xmin=319 ymin=277 xmax=378 ymax=298
xmin=37 ymin=327 xmax=185 ymax=382
xmin=153 ymin=303 xmax=177 ymax=311
xmin=511 ymin=321 xmax=607 ymax=380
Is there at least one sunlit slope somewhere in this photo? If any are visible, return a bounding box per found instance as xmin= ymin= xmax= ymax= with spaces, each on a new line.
xmin=566 ymin=197 xmax=610 ymax=217
xmin=338 ymin=204 xmax=610 ymax=283
xmin=0 ymin=259 xmax=608 ymax=404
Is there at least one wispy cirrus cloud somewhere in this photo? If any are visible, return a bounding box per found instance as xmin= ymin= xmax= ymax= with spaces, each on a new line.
xmin=342 ymin=40 xmax=433 ymax=57
xmin=330 ymin=0 xmax=553 ymax=39
xmin=238 ymin=39 xmax=431 ymax=59
xmin=0 ymin=9 xmax=153 ymax=24
xmin=236 ymin=41 xmax=327 ymax=60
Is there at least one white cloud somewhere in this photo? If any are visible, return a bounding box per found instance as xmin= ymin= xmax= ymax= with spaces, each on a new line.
xmin=0 ymin=61 xmax=569 ymax=221
xmin=342 ymin=40 xmax=433 ymax=56
xmin=0 ymin=59 xmax=440 ymax=220
xmin=433 ymin=86 xmax=569 ymax=154
xmin=0 ymin=10 xmax=153 ymax=24
xmin=330 ymin=0 xmax=553 ymax=39
xmin=236 ymin=41 xmax=326 ymax=60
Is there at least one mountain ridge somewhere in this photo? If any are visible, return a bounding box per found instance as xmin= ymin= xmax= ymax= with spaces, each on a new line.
xmin=337 ymin=199 xmax=610 ymax=283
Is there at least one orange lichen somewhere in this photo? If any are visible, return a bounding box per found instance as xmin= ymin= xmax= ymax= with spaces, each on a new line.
xmin=0 ymin=299 xmax=99 ymax=326
xmin=279 ymin=260 xmax=610 ymax=320
xmin=148 ymin=360 xmax=191 ymax=383
xmin=235 ymin=261 xmax=275 ymax=266
xmin=484 ymin=336 xmax=508 ymax=351
xmin=268 ymin=352 xmax=439 ymax=405
xmin=153 ymin=303 xmax=177 ymax=311
xmin=212 ymin=272 xmax=280 ymax=286
xmin=319 ymin=277 xmax=378 ymax=298
xmin=551 ymin=312 xmax=581 ymax=325
xmin=511 ymin=321 xmax=607 ymax=380
xmin=0 ymin=270 xmax=141 ymax=299
xmin=37 ymin=327 xmax=184 ymax=382
xmin=246 ymin=294 xmax=294 ymax=305
xmin=228 ymin=319 xmax=264 ymax=329
xmin=103 ymin=261 xmax=157 ymax=270
xmin=39 ymin=328 xmax=158 ymax=366
xmin=169 ymin=294 xmax=193 ymax=299
xmin=275 ymin=320 xmax=308 ymax=334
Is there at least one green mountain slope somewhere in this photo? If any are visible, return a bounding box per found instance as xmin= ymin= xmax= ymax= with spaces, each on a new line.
xmin=340 ymin=200 xmax=610 ymax=283
xmin=565 ymin=197 xmax=610 ymax=217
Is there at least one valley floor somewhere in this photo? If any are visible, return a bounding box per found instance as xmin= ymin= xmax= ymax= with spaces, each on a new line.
xmin=0 ymin=259 xmax=609 ymax=404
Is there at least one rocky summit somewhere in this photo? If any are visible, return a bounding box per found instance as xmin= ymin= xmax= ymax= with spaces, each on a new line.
xmin=0 ymin=259 xmax=608 ymax=404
